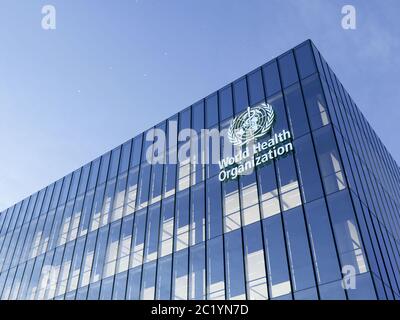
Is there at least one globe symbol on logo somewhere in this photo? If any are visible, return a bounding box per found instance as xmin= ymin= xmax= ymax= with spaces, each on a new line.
xmin=228 ymin=102 xmax=275 ymax=146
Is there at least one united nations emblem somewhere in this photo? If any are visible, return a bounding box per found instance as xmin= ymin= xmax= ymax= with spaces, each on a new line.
xmin=228 ymin=102 xmax=275 ymax=146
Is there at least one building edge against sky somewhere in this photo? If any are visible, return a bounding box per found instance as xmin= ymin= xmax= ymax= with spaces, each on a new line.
xmin=0 ymin=39 xmax=400 ymax=300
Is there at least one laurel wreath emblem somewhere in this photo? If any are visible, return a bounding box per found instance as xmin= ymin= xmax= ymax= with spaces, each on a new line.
xmin=228 ymin=102 xmax=275 ymax=146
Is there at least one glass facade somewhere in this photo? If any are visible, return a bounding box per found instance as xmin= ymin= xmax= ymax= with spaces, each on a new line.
xmin=0 ymin=39 xmax=399 ymax=300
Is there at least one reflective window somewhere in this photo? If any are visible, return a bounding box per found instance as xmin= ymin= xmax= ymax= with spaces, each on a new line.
xmin=78 ymin=190 xmax=94 ymax=237
xmin=144 ymin=204 xmax=161 ymax=262
xmin=262 ymin=61 xmax=281 ymax=97
xmin=103 ymin=220 xmax=121 ymax=278
xmin=276 ymin=153 xmax=302 ymax=211
xmin=98 ymin=153 xmax=111 ymax=185
xmin=116 ymin=214 xmax=134 ymax=273
xmin=327 ymin=190 xmax=368 ymax=275
xmin=302 ymin=74 xmax=330 ymax=130
xmin=175 ymin=191 xmax=189 ymax=251
xmin=205 ymin=94 xmax=218 ymax=128
xmin=100 ymin=276 xmax=114 ymax=300
xmin=55 ymin=241 xmax=75 ymax=297
xmin=294 ymin=134 xmax=324 ymax=203
xmin=130 ymin=134 xmax=143 ymax=168
xmin=278 ymin=52 xmax=298 ymax=88
xmin=243 ymin=222 xmax=268 ymax=300
xmin=119 ymin=140 xmax=132 ymax=174
xmin=189 ymin=243 xmax=206 ymax=300
xmin=206 ymin=176 xmax=223 ymax=239
xmin=257 ymin=163 xmax=280 ymax=218
xmin=294 ymin=43 xmax=317 ymax=79
xmin=172 ymin=249 xmax=188 ymax=300
xmin=159 ymin=197 xmax=174 ymax=257
xmin=87 ymin=158 xmax=100 ymax=191
xmin=112 ymin=173 xmax=127 ymax=221
xmin=141 ymin=261 xmax=157 ymax=300
xmin=113 ymin=271 xmax=127 ymax=300
xmin=225 ymin=229 xmax=246 ymax=299
xmin=240 ymin=173 xmax=261 ymax=226
xmin=248 ymin=69 xmax=264 ymax=105
xmin=66 ymin=236 xmax=86 ymax=293
xmin=109 ymin=146 xmax=121 ymax=180
xmin=313 ymin=126 xmax=346 ymax=194
xmin=90 ymin=226 xmax=109 ymax=284
xmin=222 ymin=180 xmax=241 ymax=233
xmin=124 ymin=167 xmax=139 ymax=216
xmin=305 ymin=198 xmax=341 ymax=284
xmin=90 ymin=185 xmax=105 ymax=232
xmin=283 ymin=206 xmax=315 ymax=292
xmin=130 ymin=209 xmax=146 ymax=268
xmin=190 ymin=183 xmax=205 ymax=245
xmin=262 ymin=215 xmax=291 ymax=298
xmin=126 ymin=267 xmax=141 ymax=300
xmin=284 ymin=83 xmax=310 ymax=138
xmin=79 ymin=231 xmax=97 ymax=288
xmin=156 ymin=255 xmax=172 ymax=299
xmin=219 ymin=85 xmax=233 ymax=121
xmin=233 ymin=77 xmax=248 ymax=114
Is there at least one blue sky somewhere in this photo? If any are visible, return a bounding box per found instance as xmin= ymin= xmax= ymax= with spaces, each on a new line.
xmin=0 ymin=0 xmax=399 ymax=211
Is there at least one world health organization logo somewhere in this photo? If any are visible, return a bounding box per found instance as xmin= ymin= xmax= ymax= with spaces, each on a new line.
xmin=228 ymin=102 xmax=275 ymax=146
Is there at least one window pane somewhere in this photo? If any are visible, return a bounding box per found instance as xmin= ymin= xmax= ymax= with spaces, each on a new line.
xmin=98 ymin=152 xmax=111 ymax=185
xmin=100 ymin=276 xmax=114 ymax=300
xmin=225 ymin=229 xmax=246 ymax=300
xmin=313 ymin=126 xmax=346 ymax=194
xmin=302 ymin=74 xmax=330 ymax=130
xmin=159 ymin=197 xmax=174 ymax=257
xmin=117 ymin=214 xmax=134 ymax=273
xmin=283 ymin=206 xmax=316 ymax=292
xmin=130 ymin=134 xmax=143 ymax=168
xmin=257 ymin=162 xmax=280 ymax=218
xmin=206 ymin=176 xmax=223 ymax=239
xmin=90 ymin=226 xmax=109 ymax=283
xmin=243 ymin=222 xmax=268 ymax=300
xmin=156 ymin=255 xmax=172 ymax=299
xmin=172 ymin=249 xmax=188 ymax=300
xmin=262 ymin=61 xmax=281 ymax=96
xmin=126 ymin=267 xmax=141 ymax=300
xmin=327 ymin=190 xmax=368 ymax=275
xmin=222 ymin=179 xmax=241 ymax=233
xmin=262 ymin=215 xmax=291 ymax=298
xmin=293 ymin=134 xmax=324 ymax=203
xmin=190 ymin=183 xmax=205 ymax=245
xmin=294 ymin=43 xmax=317 ymax=79
xmin=233 ymin=78 xmax=248 ymax=114
xmin=305 ymin=198 xmax=341 ymax=284
xmin=175 ymin=190 xmax=189 ymax=251
xmin=207 ymin=237 xmax=225 ymax=300
xmin=248 ymin=69 xmax=264 ymax=105
xmin=205 ymin=94 xmax=218 ymax=128
xmin=144 ymin=204 xmax=161 ymax=262
xmin=240 ymin=173 xmax=260 ymax=226
xmin=130 ymin=209 xmax=146 ymax=268
xmin=219 ymin=85 xmax=233 ymax=121
xmin=141 ymin=261 xmax=157 ymax=300
xmin=79 ymin=231 xmax=97 ymax=288
xmin=119 ymin=140 xmax=132 ymax=174
xmin=113 ymin=271 xmax=127 ymax=300
xmin=278 ymin=52 xmax=298 ymax=88
xmin=284 ymin=83 xmax=310 ymax=138
xmin=103 ymin=220 xmax=121 ymax=278
xmin=189 ymin=243 xmax=206 ymax=300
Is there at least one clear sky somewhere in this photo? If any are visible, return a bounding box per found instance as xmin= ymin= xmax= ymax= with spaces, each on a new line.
xmin=0 ymin=0 xmax=399 ymax=211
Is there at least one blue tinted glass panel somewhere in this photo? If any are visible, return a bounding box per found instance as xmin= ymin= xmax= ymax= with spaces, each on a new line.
xmin=113 ymin=271 xmax=127 ymax=300
xmin=156 ymin=255 xmax=172 ymax=299
xmin=294 ymin=43 xmax=317 ymax=79
xmin=119 ymin=140 xmax=132 ymax=174
xmin=219 ymin=85 xmax=233 ymax=121
xmin=225 ymin=229 xmax=246 ymax=299
xmin=189 ymin=243 xmax=206 ymax=300
xmin=130 ymin=134 xmax=143 ymax=168
xmin=278 ymin=52 xmax=299 ymax=88
xmin=172 ymin=249 xmax=189 ymax=300
xmin=206 ymin=176 xmax=223 ymax=239
xmin=284 ymin=83 xmax=310 ymax=138
xmin=233 ymin=78 xmax=248 ymax=114
xmin=262 ymin=61 xmax=281 ymax=96
xmin=205 ymin=94 xmax=218 ymax=128
xmin=248 ymin=69 xmax=264 ymax=105
xmin=87 ymin=158 xmax=101 ymax=191
xmin=126 ymin=267 xmax=141 ymax=300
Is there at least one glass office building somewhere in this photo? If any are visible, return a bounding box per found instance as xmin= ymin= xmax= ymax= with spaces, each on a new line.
xmin=1 ymin=40 xmax=400 ymax=300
